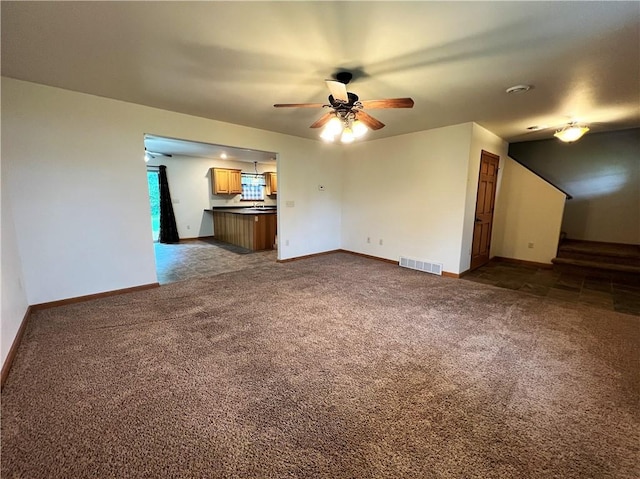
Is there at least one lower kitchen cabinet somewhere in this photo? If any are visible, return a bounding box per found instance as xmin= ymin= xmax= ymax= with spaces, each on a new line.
xmin=213 ymin=211 xmax=277 ymax=250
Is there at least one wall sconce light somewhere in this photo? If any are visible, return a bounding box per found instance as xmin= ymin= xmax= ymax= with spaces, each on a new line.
xmin=553 ymin=123 xmax=590 ymax=143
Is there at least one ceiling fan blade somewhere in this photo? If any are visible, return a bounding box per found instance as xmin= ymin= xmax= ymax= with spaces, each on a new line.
xmin=360 ymin=98 xmax=414 ymax=109
xmin=274 ymin=103 xmax=326 ymax=108
xmin=309 ymin=112 xmax=334 ymax=129
xmin=356 ymin=111 xmax=385 ymax=130
xmin=325 ymin=80 xmax=349 ymax=102
xmin=145 ymin=149 xmax=172 ymax=158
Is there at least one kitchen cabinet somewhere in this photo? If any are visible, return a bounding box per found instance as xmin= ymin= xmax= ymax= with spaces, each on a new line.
xmin=211 ymin=168 xmax=242 ymax=195
xmin=265 ymin=172 xmax=277 ymax=195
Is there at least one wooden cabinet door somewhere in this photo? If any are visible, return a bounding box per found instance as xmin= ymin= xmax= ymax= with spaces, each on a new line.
xmin=212 ymin=168 xmax=230 ymax=194
xmin=229 ymin=169 xmax=242 ymax=194
xmin=265 ymin=172 xmax=277 ymax=195
xmin=252 ymin=214 xmax=277 ymax=250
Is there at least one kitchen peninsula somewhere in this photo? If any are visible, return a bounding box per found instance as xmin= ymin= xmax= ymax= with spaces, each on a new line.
xmin=206 ymin=207 xmax=277 ymax=251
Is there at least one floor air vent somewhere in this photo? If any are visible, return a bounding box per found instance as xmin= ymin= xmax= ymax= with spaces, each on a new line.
xmin=399 ymin=256 xmax=443 ymax=276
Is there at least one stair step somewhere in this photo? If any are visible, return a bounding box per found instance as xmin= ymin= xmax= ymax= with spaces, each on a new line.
xmin=553 ymin=240 xmax=640 ymax=283
xmin=556 ymin=251 xmax=640 ymax=266
xmin=558 ymin=240 xmax=640 ymax=260
xmin=552 ymin=257 xmax=640 ymax=272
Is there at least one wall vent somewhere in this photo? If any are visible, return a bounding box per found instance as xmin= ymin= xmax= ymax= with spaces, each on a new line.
xmin=399 ymin=256 xmax=443 ymax=276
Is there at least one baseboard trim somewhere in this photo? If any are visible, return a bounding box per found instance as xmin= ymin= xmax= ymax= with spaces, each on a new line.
xmin=277 ymin=249 xmax=342 ymax=263
xmin=342 ymin=250 xmax=463 ymax=277
xmin=492 ymin=256 xmax=553 ymax=269
xmin=1 ymin=306 xmax=33 ymax=390
xmin=442 ymin=271 xmax=462 ymax=278
xmin=31 ymin=283 xmax=160 ymax=311
xmin=339 ymin=250 xmax=398 ymax=265
xmin=278 ymin=249 xmax=464 ymax=277
xmin=179 ymin=236 xmax=215 ymax=243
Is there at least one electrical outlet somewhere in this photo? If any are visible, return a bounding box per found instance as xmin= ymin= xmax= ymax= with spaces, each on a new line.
xmin=285 ymin=239 xmax=290 ymax=246
xmin=528 ymin=242 xmax=534 ymax=248
xmin=286 ymin=200 xmax=295 ymax=207
xmin=379 ymin=239 xmax=383 ymax=245
xmin=186 ymin=225 xmax=190 ymax=230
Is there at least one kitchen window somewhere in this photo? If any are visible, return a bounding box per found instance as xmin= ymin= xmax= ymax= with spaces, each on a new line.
xmin=241 ymin=173 xmax=265 ymax=201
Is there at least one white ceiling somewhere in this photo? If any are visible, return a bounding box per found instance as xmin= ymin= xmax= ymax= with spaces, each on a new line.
xmin=2 ymin=1 xmax=639 ymax=146
xmin=145 ymin=134 xmax=277 ymax=164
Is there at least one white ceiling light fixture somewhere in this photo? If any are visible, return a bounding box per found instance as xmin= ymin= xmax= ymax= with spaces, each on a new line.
xmin=352 ymin=119 xmax=369 ymax=138
xmin=320 ymin=112 xmax=369 ymax=143
xmin=320 ymin=115 xmax=344 ymax=142
xmin=554 ymin=123 xmax=590 ymax=142
xmin=340 ymin=127 xmax=355 ymax=144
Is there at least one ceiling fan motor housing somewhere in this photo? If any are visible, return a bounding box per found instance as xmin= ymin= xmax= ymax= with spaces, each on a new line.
xmin=329 ymin=92 xmax=360 ymax=109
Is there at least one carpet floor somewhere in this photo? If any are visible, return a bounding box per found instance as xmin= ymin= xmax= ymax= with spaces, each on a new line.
xmin=2 ymin=252 xmax=638 ymax=478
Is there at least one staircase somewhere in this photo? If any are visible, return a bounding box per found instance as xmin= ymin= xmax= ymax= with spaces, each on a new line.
xmin=552 ymin=240 xmax=640 ymax=283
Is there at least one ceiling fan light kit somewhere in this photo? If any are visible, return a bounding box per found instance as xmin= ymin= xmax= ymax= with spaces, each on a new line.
xmin=274 ymin=71 xmax=414 ymax=143
xmin=320 ymin=112 xmax=369 ymax=143
xmin=554 ymin=123 xmax=590 ymax=142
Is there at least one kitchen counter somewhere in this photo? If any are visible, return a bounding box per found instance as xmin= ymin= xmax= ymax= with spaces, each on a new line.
xmin=205 ymin=207 xmax=276 ymax=215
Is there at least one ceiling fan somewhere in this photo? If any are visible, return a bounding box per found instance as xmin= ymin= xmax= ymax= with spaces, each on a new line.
xmin=274 ymin=71 xmax=414 ymax=142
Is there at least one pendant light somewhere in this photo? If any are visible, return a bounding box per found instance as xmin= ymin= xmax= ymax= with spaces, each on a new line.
xmin=554 ymin=123 xmax=590 ymax=143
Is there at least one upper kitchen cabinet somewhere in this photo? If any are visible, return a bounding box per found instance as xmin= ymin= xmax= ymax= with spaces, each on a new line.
xmin=265 ymin=172 xmax=277 ymax=195
xmin=211 ymin=168 xmax=242 ymax=195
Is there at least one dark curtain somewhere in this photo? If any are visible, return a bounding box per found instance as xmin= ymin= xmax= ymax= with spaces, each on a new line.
xmin=158 ymin=165 xmax=180 ymax=244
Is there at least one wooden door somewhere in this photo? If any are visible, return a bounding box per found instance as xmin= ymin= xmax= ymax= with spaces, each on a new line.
xmin=470 ymin=151 xmax=499 ymax=270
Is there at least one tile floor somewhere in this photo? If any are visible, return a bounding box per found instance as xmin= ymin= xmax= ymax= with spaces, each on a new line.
xmin=462 ymin=259 xmax=640 ymax=316
xmin=153 ymin=241 xmax=640 ymax=317
xmin=154 ymin=238 xmax=277 ymax=284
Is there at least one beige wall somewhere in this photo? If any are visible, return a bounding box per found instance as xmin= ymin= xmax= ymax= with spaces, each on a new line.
xmin=340 ymin=122 xmax=508 ymax=275
xmin=1 ymin=183 xmax=29 ymax=367
xmin=2 ymin=77 xmax=343 ymax=307
xmin=492 ymin=158 xmax=566 ymax=264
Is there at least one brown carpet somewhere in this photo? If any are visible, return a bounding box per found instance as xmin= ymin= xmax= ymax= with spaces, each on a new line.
xmin=2 ymin=252 xmax=638 ymax=478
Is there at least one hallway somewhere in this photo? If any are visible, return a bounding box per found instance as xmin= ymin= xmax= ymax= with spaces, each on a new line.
xmin=462 ymin=258 xmax=640 ymax=316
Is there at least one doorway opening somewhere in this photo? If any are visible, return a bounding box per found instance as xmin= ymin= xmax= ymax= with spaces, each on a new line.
xmin=143 ymin=134 xmax=279 ymax=284
xmin=147 ymin=167 xmax=160 ymax=242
